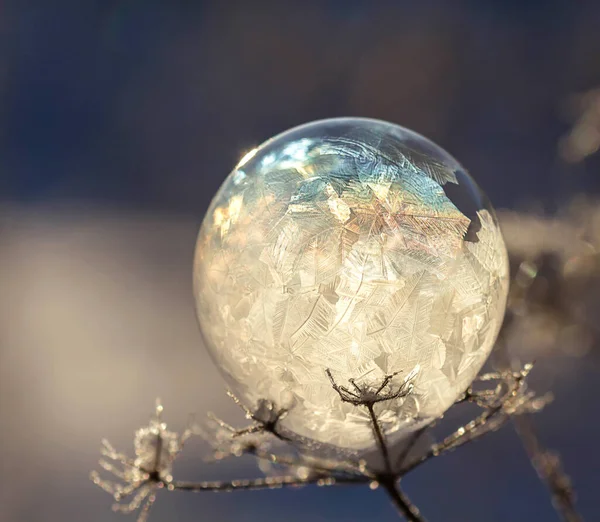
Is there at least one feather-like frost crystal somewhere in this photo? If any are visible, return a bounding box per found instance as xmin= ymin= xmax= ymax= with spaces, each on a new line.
xmin=194 ymin=118 xmax=509 ymax=452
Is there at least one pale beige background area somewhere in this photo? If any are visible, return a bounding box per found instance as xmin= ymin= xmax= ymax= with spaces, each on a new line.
xmin=0 ymin=205 xmax=240 ymax=522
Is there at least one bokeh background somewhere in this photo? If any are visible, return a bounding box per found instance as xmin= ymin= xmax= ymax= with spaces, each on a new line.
xmin=1 ymin=1 xmax=600 ymax=521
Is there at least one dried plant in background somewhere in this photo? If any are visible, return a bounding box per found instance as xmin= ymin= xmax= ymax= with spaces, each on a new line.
xmin=500 ymin=198 xmax=600 ymax=361
xmin=493 ymin=197 xmax=600 ymax=522
xmin=493 ymin=125 xmax=600 ymax=520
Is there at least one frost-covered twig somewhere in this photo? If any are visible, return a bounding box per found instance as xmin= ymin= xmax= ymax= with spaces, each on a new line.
xmin=92 ymin=396 xmax=371 ymax=522
xmin=325 ymin=366 xmax=418 ymax=407
xmin=402 ymin=363 xmax=551 ymax=475
xmin=381 ymin=482 xmax=426 ymax=522
xmin=203 ymin=391 xmax=368 ymax=477
xmin=493 ymin=332 xmax=583 ymax=522
xmin=493 ymin=345 xmax=583 ymax=522
xmin=248 ymin=446 xmax=368 ymax=478
xmin=325 ymin=365 xmax=419 ymax=475
xmin=513 ymin=415 xmax=582 ymax=522
xmin=210 ymin=391 xmax=292 ymax=442
xmin=393 ymin=424 xmax=431 ymax=471
xmin=495 ymin=200 xmax=594 ymax=522
xmin=90 ymin=399 xmax=191 ymax=522
xmin=91 ymin=362 xmax=547 ymax=522
xmin=169 ymin=474 xmax=367 ymax=492
xmin=327 ymin=367 xmax=426 ymax=521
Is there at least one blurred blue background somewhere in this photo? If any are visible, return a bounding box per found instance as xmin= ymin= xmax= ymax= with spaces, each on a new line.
xmin=1 ymin=1 xmax=599 ymax=521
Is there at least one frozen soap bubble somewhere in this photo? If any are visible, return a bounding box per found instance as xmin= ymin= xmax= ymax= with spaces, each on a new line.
xmin=194 ymin=118 xmax=509 ymax=453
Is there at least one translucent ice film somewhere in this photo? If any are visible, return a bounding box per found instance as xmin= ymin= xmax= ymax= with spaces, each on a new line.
xmin=194 ymin=118 xmax=509 ymax=451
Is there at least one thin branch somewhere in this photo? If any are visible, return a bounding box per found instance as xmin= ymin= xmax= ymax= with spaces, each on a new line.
xmin=168 ymin=474 xmax=369 ymax=492
xmin=327 ymin=367 xmax=426 ymax=520
xmin=402 ymin=364 xmax=546 ymax=474
xmin=91 ymin=363 xmax=549 ymax=522
xmin=381 ymin=480 xmax=427 ymax=522
xmin=249 ymin=446 xmax=369 ymax=478
xmin=403 ymin=409 xmax=503 ymax=474
xmin=513 ymin=415 xmax=582 ymax=522
xmin=326 ymin=367 xmax=417 ymax=476
xmin=367 ymin=404 xmax=394 ymax=476
xmin=369 ymin=407 xmax=427 ymax=521
xmin=325 ymin=366 xmax=417 ymax=407
xmin=394 ymin=425 xmax=430 ymax=473
xmin=223 ymin=392 xmax=293 ymax=442
xmin=493 ymin=333 xmax=581 ymax=522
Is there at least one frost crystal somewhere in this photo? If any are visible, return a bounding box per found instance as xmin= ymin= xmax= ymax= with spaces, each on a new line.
xmin=194 ymin=118 xmax=509 ymax=451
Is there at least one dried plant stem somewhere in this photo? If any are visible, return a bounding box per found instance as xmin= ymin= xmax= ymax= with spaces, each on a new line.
xmin=513 ymin=415 xmax=582 ymax=522
xmin=367 ymin=400 xmax=425 ymax=520
xmin=402 ymin=398 xmax=506 ymax=475
xmin=381 ymin=480 xmax=427 ymax=522
xmin=367 ymin=404 xmax=393 ymax=476
xmin=249 ymin=447 xmax=366 ymax=477
xmin=493 ymin=337 xmax=582 ymax=522
xmin=91 ymin=363 xmax=553 ymax=522
xmin=394 ymin=426 xmax=429 ymax=471
xmin=169 ymin=475 xmax=367 ymax=492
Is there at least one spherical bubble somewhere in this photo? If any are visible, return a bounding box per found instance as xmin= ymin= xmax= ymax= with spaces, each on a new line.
xmin=194 ymin=118 xmax=509 ymax=453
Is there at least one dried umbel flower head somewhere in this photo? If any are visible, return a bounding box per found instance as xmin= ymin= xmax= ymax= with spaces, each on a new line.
xmin=194 ymin=118 xmax=509 ymax=452
xmin=90 ymin=400 xmax=190 ymax=522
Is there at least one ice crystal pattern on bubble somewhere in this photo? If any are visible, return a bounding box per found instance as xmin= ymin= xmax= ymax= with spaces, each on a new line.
xmin=194 ymin=118 xmax=509 ymax=451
